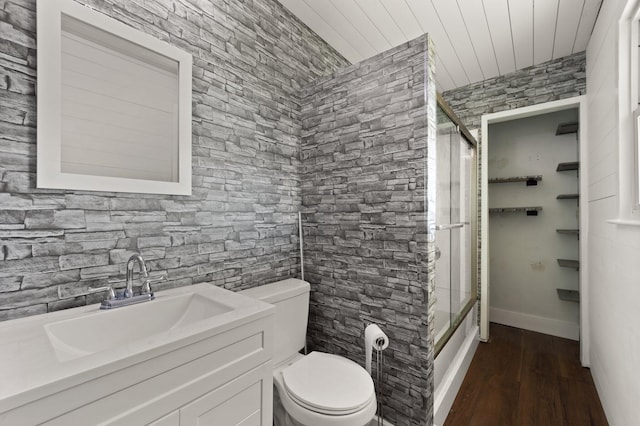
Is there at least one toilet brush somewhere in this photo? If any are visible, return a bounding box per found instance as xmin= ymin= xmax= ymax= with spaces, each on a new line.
xmin=298 ymin=211 xmax=304 ymax=283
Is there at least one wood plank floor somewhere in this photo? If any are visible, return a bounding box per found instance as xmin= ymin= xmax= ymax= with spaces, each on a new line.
xmin=444 ymin=323 xmax=608 ymax=426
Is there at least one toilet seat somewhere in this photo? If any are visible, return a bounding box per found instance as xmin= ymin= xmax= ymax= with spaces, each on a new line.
xmin=281 ymin=352 xmax=375 ymax=416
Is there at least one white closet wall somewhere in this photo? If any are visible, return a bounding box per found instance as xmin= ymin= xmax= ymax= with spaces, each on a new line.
xmin=488 ymin=109 xmax=580 ymax=340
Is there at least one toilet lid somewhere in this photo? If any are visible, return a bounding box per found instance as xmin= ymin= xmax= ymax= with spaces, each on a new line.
xmin=281 ymin=351 xmax=375 ymax=415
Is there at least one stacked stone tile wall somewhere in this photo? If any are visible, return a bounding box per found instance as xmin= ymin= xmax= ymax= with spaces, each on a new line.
xmin=442 ymin=51 xmax=586 ymax=130
xmin=300 ymin=35 xmax=436 ymax=426
xmin=0 ymin=0 xmax=348 ymax=321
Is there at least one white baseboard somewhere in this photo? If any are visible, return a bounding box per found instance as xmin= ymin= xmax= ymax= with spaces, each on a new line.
xmin=490 ymin=307 xmax=579 ymax=340
xmin=433 ymin=325 xmax=479 ymax=426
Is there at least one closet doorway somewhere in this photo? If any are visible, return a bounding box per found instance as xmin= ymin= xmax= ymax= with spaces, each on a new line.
xmin=479 ymin=96 xmax=589 ymax=366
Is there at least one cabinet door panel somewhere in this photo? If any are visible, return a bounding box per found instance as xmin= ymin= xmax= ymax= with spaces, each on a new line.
xmin=190 ymin=382 xmax=260 ymax=425
xmin=40 ymin=321 xmax=271 ymax=426
xmin=181 ymin=363 xmax=271 ymax=426
xmin=238 ymin=411 xmax=261 ymax=426
xmin=149 ymin=411 xmax=179 ymax=426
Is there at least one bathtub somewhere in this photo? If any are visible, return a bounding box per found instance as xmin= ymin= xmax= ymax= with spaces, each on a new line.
xmin=433 ymin=303 xmax=479 ymax=426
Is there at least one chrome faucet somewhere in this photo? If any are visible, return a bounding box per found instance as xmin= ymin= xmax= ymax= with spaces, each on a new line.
xmin=125 ymin=254 xmax=148 ymax=298
xmin=86 ymin=253 xmax=168 ymax=309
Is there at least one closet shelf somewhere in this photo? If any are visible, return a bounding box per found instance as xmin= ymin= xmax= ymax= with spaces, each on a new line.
xmin=556 ymin=122 xmax=579 ymax=135
xmin=489 ymin=175 xmax=542 ymax=186
xmin=557 ymin=259 xmax=580 ymax=270
xmin=489 ymin=206 xmax=542 ymax=216
xmin=556 ymin=162 xmax=579 ymax=171
xmin=556 ymin=193 xmax=579 ymax=200
xmin=556 ymin=229 xmax=579 ymax=235
xmin=557 ymin=289 xmax=580 ymax=303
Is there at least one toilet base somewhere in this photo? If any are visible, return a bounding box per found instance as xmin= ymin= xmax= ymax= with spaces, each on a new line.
xmin=273 ymin=385 xmax=303 ymax=426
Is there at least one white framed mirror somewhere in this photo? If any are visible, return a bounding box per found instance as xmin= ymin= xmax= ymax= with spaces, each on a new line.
xmin=36 ymin=0 xmax=192 ymax=195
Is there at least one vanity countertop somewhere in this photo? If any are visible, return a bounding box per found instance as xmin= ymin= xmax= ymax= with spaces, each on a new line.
xmin=0 ymin=283 xmax=273 ymax=413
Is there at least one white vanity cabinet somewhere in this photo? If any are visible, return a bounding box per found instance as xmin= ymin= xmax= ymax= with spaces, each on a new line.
xmin=0 ymin=284 xmax=274 ymax=426
xmin=149 ymin=411 xmax=180 ymax=426
xmin=146 ymin=364 xmax=270 ymax=426
xmin=180 ymin=363 xmax=271 ymax=425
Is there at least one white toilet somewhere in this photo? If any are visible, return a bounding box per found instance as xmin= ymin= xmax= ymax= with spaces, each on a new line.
xmin=240 ymin=278 xmax=377 ymax=426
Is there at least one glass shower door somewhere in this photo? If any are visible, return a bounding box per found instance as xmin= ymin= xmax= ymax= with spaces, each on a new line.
xmin=434 ymin=103 xmax=477 ymax=355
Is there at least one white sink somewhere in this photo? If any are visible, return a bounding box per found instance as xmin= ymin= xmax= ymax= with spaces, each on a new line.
xmin=45 ymin=292 xmax=233 ymax=361
xmin=0 ymin=282 xmax=275 ymax=424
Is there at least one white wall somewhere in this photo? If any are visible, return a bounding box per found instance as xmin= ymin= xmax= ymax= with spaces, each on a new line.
xmin=488 ymin=110 xmax=580 ymax=339
xmin=586 ymin=0 xmax=640 ymax=424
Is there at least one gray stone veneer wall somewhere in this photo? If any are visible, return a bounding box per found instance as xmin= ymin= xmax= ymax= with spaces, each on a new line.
xmin=300 ymin=35 xmax=436 ymax=426
xmin=0 ymin=0 xmax=348 ymax=321
xmin=442 ymin=51 xmax=586 ymax=130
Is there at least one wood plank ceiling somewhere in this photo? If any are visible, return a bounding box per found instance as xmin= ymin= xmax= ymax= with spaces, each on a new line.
xmin=277 ymin=0 xmax=602 ymax=92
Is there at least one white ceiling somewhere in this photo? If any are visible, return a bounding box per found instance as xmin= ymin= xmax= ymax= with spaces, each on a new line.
xmin=278 ymin=0 xmax=602 ymax=92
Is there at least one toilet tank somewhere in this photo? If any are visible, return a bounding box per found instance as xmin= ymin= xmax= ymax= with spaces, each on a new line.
xmin=239 ymin=279 xmax=310 ymax=365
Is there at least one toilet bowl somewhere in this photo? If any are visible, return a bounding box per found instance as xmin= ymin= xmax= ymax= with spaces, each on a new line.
xmin=274 ymin=352 xmax=376 ymax=426
xmin=239 ymin=279 xmax=377 ymax=426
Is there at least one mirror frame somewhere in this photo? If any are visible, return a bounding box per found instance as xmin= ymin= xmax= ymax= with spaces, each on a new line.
xmin=36 ymin=0 xmax=192 ymax=195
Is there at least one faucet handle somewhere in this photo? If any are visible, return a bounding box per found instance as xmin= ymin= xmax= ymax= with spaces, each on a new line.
xmin=87 ymin=286 xmax=116 ymax=300
xmin=141 ymin=273 xmax=168 ymax=295
xmin=56 ymin=285 xmax=115 ymax=301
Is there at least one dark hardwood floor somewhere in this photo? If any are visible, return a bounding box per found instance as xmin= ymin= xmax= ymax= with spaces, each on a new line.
xmin=444 ymin=323 xmax=608 ymax=426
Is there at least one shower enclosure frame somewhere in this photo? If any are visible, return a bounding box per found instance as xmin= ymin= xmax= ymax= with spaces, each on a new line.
xmin=433 ymin=93 xmax=479 ymax=357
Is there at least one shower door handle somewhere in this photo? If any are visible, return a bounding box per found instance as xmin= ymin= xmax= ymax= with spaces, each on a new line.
xmin=435 ymin=222 xmax=465 ymax=231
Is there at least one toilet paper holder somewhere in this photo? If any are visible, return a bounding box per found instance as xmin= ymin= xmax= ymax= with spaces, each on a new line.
xmin=365 ymin=323 xmax=389 ymax=426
